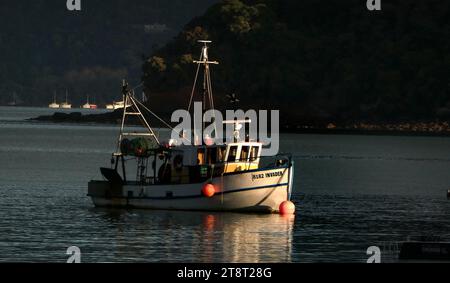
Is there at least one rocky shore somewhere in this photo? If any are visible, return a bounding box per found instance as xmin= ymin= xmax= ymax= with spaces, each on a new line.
xmin=283 ymin=121 xmax=450 ymax=136
xmin=29 ymin=111 xmax=123 ymax=124
xmin=30 ymin=111 xmax=450 ymax=136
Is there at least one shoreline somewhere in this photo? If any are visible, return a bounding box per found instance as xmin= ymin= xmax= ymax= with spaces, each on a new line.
xmin=281 ymin=127 xmax=450 ymax=137
xmin=28 ymin=111 xmax=450 ymax=137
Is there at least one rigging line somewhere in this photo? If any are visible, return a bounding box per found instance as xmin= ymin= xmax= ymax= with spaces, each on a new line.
xmin=206 ymin=66 xmax=218 ymax=136
xmin=128 ymin=95 xmax=160 ymax=144
xmin=187 ymin=53 xmax=203 ymax=112
xmin=134 ymin=98 xmax=192 ymax=144
xmin=133 ymin=99 xmax=174 ymax=130
xmin=131 ymin=82 xmax=143 ymax=92
xmin=207 ymin=66 xmax=215 ymax=110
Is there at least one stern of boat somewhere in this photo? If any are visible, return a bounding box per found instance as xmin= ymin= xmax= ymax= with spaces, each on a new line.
xmin=88 ymin=180 xmax=128 ymax=207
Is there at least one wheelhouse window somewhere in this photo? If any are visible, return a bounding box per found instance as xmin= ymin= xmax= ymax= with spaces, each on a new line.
xmin=227 ymin=146 xmax=238 ymax=162
xmin=197 ymin=148 xmax=205 ymax=165
xmin=250 ymin=146 xmax=259 ymax=161
xmin=240 ymin=146 xmax=250 ymax=161
xmin=218 ymin=146 xmax=227 ymax=162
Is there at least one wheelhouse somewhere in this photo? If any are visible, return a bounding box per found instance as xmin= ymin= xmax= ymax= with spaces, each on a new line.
xmin=223 ymin=142 xmax=262 ymax=173
xmin=161 ymin=141 xmax=262 ymax=183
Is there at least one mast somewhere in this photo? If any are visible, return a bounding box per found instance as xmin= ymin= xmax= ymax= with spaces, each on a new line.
xmin=115 ymin=80 xmax=160 ymax=156
xmin=191 ymin=40 xmax=219 ymax=142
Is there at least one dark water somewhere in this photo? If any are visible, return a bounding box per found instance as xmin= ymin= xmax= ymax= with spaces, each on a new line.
xmin=1 ymin=107 xmax=450 ymax=262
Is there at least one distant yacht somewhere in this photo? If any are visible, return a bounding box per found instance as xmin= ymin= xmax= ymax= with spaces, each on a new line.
xmin=82 ymin=95 xmax=98 ymax=109
xmin=7 ymin=92 xmax=21 ymax=106
xmin=49 ymin=92 xmax=60 ymax=109
xmin=60 ymin=90 xmax=72 ymax=109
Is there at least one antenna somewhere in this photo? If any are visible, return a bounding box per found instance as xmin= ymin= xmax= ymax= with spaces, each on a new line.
xmin=193 ymin=40 xmax=219 ymax=66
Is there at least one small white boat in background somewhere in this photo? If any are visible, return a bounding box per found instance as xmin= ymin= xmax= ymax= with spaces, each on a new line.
xmin=106 ymin=100 xmax=131 ymax=110
xmin=82 ymin=95 xmax=98 ymax=109
xmin=88 ymin=41 xmax=295 ymax=214
xmin=7 ymin=92 xmax=21 ymax=106
xmin=82 ymin=95 xmax=91 ymax=109
xmin=60 ymin=90 xmax=72 ymax=109
xmin=49 ymin=92 xmax=60 ymax=109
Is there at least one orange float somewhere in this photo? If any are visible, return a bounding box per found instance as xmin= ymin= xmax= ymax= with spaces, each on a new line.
xmin=202 ymin=183 xmax=216 ymax=198
xmin=279 ymin=201 xmax=296 ymax=215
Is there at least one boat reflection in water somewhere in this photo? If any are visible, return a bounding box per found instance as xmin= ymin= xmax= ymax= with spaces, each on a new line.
xmin=92 ymin=210 xmax=296 ymax=263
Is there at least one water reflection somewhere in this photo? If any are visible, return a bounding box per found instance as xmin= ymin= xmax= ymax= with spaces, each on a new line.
xmin=90 ymin=209 xmax=295 ymax=263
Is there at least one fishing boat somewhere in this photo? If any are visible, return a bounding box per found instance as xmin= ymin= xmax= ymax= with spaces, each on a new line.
xmin=49 ymin=92 xmax=60 ymax=109
xmin=88 ymin=41 xmax=295 ymax=214
xmin=60 ymin=90 xmax=72 ymax=109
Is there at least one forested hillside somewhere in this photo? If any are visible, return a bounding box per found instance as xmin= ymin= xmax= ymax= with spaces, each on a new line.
xmin=142 ymin=0 xmax=450 ymax=126
xmin=0 ymin=0 xmax=218 ymax=106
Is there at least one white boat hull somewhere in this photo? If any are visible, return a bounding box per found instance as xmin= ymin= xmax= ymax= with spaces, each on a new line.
xmin=88 ymin=165 xmax=294 ymax=213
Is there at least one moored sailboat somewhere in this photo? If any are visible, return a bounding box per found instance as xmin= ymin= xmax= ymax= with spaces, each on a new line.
xmin=7 ymin=92 xmax=22 ymax=106
xmin=60 ymin=90 xmax=72 ymax=109
xmin=49 ymin=92 xmax=60 ymax=109
xmin=82 ymin=95 xmax=98 ymax=109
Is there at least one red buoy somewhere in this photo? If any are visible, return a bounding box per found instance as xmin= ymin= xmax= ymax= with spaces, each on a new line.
xmin=202 ymin=183 xmax=215 ymax=198
xmin=279 ymin=201 xmax=295 ymax=215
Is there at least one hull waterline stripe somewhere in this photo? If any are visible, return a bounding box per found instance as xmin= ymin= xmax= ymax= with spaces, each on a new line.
xmin=90 ymin=183 xmax=289 ymax=200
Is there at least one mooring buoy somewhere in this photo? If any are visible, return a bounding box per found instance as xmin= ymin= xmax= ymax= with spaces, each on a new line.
xmin=279 ymin=201 xmax=296 ymax=215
